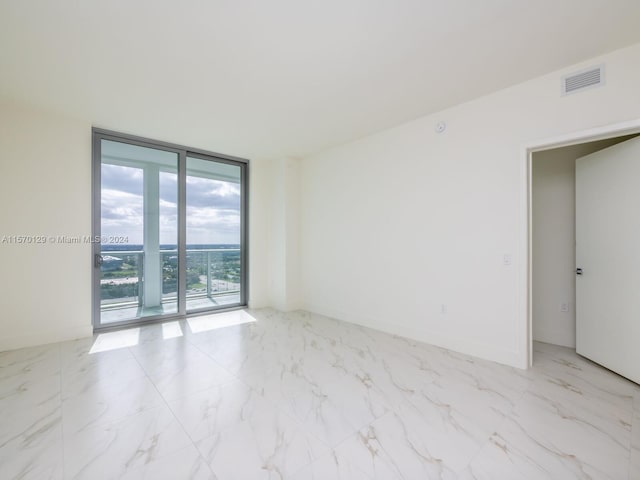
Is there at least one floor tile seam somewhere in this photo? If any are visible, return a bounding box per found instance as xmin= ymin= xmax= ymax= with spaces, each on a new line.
xmin=457 ymin=401 xmax=521 ymax=477
xmin=135 ymin=339 xmax=260 ymax=471
xmin=520 ymin=379 xmax=634 ymax=435
xmin=63 ymin=403 xmax=178 ymax=442
xmin=234 ymin=367 xmax=335 ymax=444
xmin=132 ymin=338 xmax=241 ymax=385
xmin=60 ymin=369 xmax=150 ymax=402
xmin=183 ymin=334 xmax=246 ymax=380
xmin=290 ymin=412 xmax=394 ymax=476
xmin=515 ymin=382 xmax=635 ymax=460
xmin=136 ymin=357 xmax=225 ymax=382
xmin=532 ymin=364 xmax=640 ymax=401
xmin=338 ymin=410 xmax=408 ymax=479
xmin=159 ymin=395 xmax=204 ymax=448
xmin=126 ymin=352 xmax=209 ymax=375
xmin=64 ymin=420 xmax=196 ymax=480
xmin=0 ymin=361 xmax=64 ymax=384
xmin=123 ymin=443 xmax=217 ymax=480
xmin=234 ymin=363 xmax=370 ymax=454
xmin=195 ymin=420 xmax=267 ymax=478
xmin=339 ymin=409 xmax=395 ymax=449
xmin=125 ymin=338 xmax=208 ymax=367
xmin=160 ymin=376 xmax=243 ymax=405
xmin=60 ymin=350 xmax=142 ymax=381
xmin=626 ymin=411 xmax=640 ymax=476
xmin=629 ymin=416 xmax=640 ymax=480
xmin=125 ymin=345 xmax=202 ymax=462
xmin=437 ymin=373 xmax=531 ymax=475
xmin=58 ymin=363 xmax=67 ymax=480
xmin=60 ymin=387 xmax=171 ymax=438
xmin=623 ymin=443 xmax=634 ymax=480
xmin=283 ymin=442 xmax=336 ymax=479
xmin=61 ymin=369 xmax=159 ymax=396
xmin=162 ymin=356 xmax=299 ymax=478
xmin=0 ymin=341 xmax=63 ymax=361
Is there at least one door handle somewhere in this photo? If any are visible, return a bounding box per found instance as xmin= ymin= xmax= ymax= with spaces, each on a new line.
xmin=95 ymin=254 xmax=104 ymax=268
xmin=576 ymin=268 xmax=583 ymax=275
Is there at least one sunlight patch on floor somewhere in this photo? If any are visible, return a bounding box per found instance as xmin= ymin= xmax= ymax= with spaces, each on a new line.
xmin=162 ymin=321 xmax=184 ymax=340
xmin=187 ymin=310 xmax=256 ymax=334
xmin=89 ymin=328 xmax=140 ymax=353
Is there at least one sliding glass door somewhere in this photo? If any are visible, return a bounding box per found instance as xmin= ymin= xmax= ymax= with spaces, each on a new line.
xmin=96 ymin=139 xmax=179 ymax=324
xmin=186 ymin=156 xmax=243 ymax=313
xmin=92 ymin=130 xmax=247 ymax=329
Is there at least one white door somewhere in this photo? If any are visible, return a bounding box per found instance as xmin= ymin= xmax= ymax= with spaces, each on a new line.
xmin=576 ymin=135 xmax=640 ymax=384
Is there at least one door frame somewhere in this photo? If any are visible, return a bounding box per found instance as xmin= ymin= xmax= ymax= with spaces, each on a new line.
xmin=522 ymin=118 xmax=640 ymax=368
xmin=91 ymin=128 xmax=250 ymax=331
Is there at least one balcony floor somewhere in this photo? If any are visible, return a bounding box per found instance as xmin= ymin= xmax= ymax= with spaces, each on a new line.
xmin=100 ymin=293 xmax=241 ymax=325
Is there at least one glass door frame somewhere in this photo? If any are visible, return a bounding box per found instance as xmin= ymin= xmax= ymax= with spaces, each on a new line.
xmin=91 ymin=128 xmax=249 ymax=331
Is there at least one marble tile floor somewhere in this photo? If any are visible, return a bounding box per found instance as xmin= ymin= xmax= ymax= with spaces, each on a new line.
xmin=0 ymin=308 xmax=638 ymax=479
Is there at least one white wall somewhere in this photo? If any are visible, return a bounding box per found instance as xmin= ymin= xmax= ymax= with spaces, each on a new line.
xmin=4 ymin=44 xmax=640 ymax=362
xmin=264 ymin=158 xmax=302 ymax=311
xmin=0 ymin=100 xmax=276 ymax=351
xmin=299 ymin=42 xmax=640 ymax=369
xmin=0 ymin=101 xmax=94 ymax=350
xmin=531 ymin=136 xmax=636 ymax=348
xmin=247 ymin=161 xmax=271 ymax=309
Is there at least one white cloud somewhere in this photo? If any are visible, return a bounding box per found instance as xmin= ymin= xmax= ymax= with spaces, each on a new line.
xmin=101 ymin=173 xmax=241 ymax=245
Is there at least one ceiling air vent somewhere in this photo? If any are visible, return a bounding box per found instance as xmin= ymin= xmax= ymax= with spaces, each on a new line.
xmin=562 ymin=65 xmax=605 ymax=95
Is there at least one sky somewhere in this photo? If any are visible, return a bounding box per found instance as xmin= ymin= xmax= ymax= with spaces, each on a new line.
xmin=101 ymin=164 xmax=241 ymax=245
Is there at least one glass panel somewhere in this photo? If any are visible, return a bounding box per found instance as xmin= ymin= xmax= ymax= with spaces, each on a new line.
xmin=186 ymin=157 xmax=242 ymax=312
xmin=100 ymin=140 xmax=178 ymax=324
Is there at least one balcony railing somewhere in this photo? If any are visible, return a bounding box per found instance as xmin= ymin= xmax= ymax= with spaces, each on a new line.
xmin=100 ymin=248 xmax=240 ymax=310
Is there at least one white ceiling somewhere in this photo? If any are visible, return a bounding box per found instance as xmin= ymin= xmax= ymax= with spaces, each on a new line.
xmin=2 ymin=0 xmax=640 ymax=160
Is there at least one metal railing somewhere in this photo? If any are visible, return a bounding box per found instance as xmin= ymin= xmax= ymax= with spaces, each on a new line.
xmin=100 ymin=251 xmax=144 ymax=308
xmin=100 ymin=248 xmax=240 ymax=310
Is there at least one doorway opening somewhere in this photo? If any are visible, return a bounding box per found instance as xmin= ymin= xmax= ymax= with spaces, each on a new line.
xmin=526 ymin=122 xmax=640 ymax=368
xmin=530 ymin=134 xmax=639 ymax=365
xmin=92 ymin=129 xmax=249 ymax=330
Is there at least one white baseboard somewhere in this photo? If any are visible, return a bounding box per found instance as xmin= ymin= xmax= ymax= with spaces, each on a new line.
xmin=0 ymin=324 xmax=94 ymax=352
xmin=304 ymin=303 xmax=525 ymax=370
xmin=0 ymin=305 xmax=524 ymax=369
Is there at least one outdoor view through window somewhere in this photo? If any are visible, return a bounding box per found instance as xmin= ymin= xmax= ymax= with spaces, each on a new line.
xmin=98 ymin=138 xmax=243 ymax=326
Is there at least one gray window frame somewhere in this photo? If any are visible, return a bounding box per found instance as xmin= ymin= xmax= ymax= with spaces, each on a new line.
xmin=92 ymin=128 xmax=249 ymax=331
